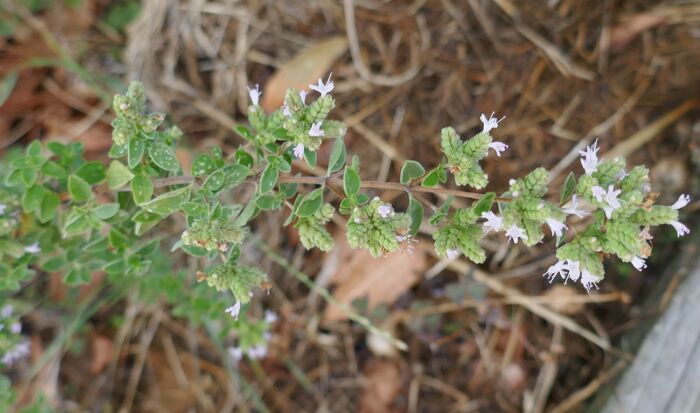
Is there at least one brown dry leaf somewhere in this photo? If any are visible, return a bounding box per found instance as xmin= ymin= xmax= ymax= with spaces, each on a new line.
xmin=543 ymin=285 xmax=584 ymax=315
xmin=610 ymin=12 xmax=666 ymax=52
xmin=360 ymin=359 xmax=403 ymax=413
xmin=323 ymin=233 xmax=427 ymax=321
xmin=90 ymin=334 xmax=114 ymax=374
xmin=261 ymin=36 xmax=348 ymax=111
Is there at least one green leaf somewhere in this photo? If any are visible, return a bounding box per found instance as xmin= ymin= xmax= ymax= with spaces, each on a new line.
xmin=42 ymin=256 xmax=67 ymax=272
xmin=26 ymin=140 xmax=42 ymax=156
xmin=223 ymin=164 xmax=250 ymax=189
xmin=422 ymin=167 xmax=440 ymax=187
xmin=191 ymin=154 xmax=216 ymax=176
xmin=429 ymin=196 xmax=454 ymax=226
xmin=234 ymin=125 xmax=253 ymax=140
xmin=109 ymin=228 xmax=129 ymax=249
xmin=130 ymin=175 xmax=153 ymax=204
xmin=38 ymin=191 xmax=59 ymax=223
xmin=472 ymin=192 xmax=495 ymax=216
xmin=327 ymin=138 xmax=346 ymax=174
xmin=407 ymin=195 xmax=424 ymax=236
xmin=92 ymin=203 xmax=120 ymax=220
xmin=21 ymin=168 xmax=37 ymax=187
xmin=68 ymin=175 xmax=93 ymax=202
xmin=108 ymin=143 xmax=128 ymax=158
xmin=203 ymin=169 xmax=226 ymax=192
xmin=65 ymin=267 xmax=90 ymax=285
xmin=41 ymin=160 xmax=67 ymax=179
xmin=304 ymin=149 xmax=317 ymax=169
xmin=343 ymin=166 xmax=360 ymax=197
xmin=181 ymin=202 xmax=207 ymax=217
xmin=400 ymin=160 xmax=425 ymax=185
xmin=75 ymin=161 xmax=106 ymax=185
xmin=140 ymin=185 xmax=191 ymax=216
xmin=260 ymin=165 xmax=278 ymax=193
xmin=297 ymin=188 xmax=324 ymax=217
xmin=106 ymin=160 xmax=135 ymax=189
xmin=128 ymin=138 xmax=146 ymax=168
xmin=148 ymin=142 xmax=180 ymax=172
xmin=255 ymin=194 xmax=282 ymax=211
xmin=22 ymin=185 xmax=45 ymax=213
xmin=560 ymin=171 xmax=577 ymax=205
xmin=235 ymin=150 xmax=254 ymax=168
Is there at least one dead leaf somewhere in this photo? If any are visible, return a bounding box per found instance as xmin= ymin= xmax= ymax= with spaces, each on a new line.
xmin=610 ymin=12 xmax=666 ymax=53
xmin=323 ymin=233 xmax=427 ymax=321
xmin=360 ymin=359 xmax=403 ymax=413
xmin=261 ymin=36 xmax=348 ymax=112
xmin=543 ymin=285 xmax=584 ymax=315
xmin=90 ymin=334 xmax=114 ymax=374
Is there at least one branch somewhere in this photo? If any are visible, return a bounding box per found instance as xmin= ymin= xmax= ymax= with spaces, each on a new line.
xmin=143 ymin=174 xmax=507 ymax=201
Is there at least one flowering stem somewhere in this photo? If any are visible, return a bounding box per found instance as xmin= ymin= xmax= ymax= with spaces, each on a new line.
xmin=144 ymin=175 xmax=511 ymax=202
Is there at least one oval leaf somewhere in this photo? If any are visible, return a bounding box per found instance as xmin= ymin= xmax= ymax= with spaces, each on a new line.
xmin=140 ymin=185 xmax=192 ymax=217
xmin=106 ymin=160 xmax=134 ymax=190
xmin=131 ymin=175 xmax=154 ymax=204
xmin=92 ymin=203 xmax=120 ymax=220
xmin=68 ymin=175 xmax=93 ymax=203
xmin=297 ymin=188 xmax=324 ymax=217
xmin=327 ymin=138 xmax=346 ymax=174
xmin=128 ymin=138 xmax=145 ymax=168
xmin=148 ymin=142 xmax=180 ymax=172
xmin=407 ymin=195 xmax=424 ymax=237
xmin=343 ymin=166 xmax=360 ymax=197
xmin=472 ymin=192 xmax=495 ymax=217
xmin=400 ymin=160 xmax=425 ymax=185
xmin=259 ymin=165 xmax=278 ymax=193
xmin=560 ymin=171 xmax=577 ymax=205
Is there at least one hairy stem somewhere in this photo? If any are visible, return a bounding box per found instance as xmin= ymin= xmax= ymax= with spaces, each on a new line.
xmin=144 ymin=175 xmax=510 ymax=201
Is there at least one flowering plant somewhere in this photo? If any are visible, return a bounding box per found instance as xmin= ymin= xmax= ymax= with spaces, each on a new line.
xmin=0 ymin=76 xmax=692 ymax=369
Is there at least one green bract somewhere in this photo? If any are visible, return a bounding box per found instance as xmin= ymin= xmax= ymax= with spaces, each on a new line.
xmin=346 ymin=197 xmax=411 ymax=257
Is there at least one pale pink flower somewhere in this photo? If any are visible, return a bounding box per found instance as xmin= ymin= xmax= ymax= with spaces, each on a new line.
xmin=247 ymin=84 xmax=261 ymax=106
xmin=309 ymin=121 xmax=324 ymax=137
xmin=293 ymin=143 xmax=305 ymax=159
xmin=446 ymin=249 xmax=460 ymax=259
xmin=225 ymin=301 xmax=242 ymax=320
xmin=309 ymin=73 xmax=334 ymax=97
xmin=631 ymin=256 xmax=647 ymax=271
xmin=377 ymin=203 xmax=394 ymax=218
xmin=480 ymin=112 xmax=503 ymax=134
xmin=579 ymin=139 xmax=600 ymax=175
xmin=669 ymin=221 xmax=690 ymax=237
xmin=488 ymin=141 xmax=508 ymax=156
xmin=671 ymin=194 xmax=690 ymax=210
xmin=481 ymin=211 xmax=504 ymax=233
xmin=545 ymin=218 xmax=566 ymax=238
xmin=505 ymin=224 xmax=527 ymax=244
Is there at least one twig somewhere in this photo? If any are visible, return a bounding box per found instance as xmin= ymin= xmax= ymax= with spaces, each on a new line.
xmin=256 ymin=239 xmax=409 ymax=352
xmin=547 ymin=360 xmax=627 ymax=413
xmin=136 ymin=174 xmax=505 ymax=201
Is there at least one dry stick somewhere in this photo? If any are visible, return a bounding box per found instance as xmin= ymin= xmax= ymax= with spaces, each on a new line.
xmin=443 ymin=257 xmax=620 ymax=355
xmin=528 ymin=325 xmax=563 ymax=413
xmin=548 ymin=74 xmax=652 ymax=181
xmin=547 ymin=360 xmax=627 ymax=413
xmin=256 ymin=240 xmax=409 ymax=351
xmin=411 ymin=291 xmax=628 ymax=317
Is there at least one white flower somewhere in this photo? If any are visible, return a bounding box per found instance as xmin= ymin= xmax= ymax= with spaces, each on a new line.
xmin=228 ymin=346 xmax=244 ymax=362
xmin=591 ymin=186 xmax=606 ymax=202
xmin=23 ymin=243 xmax=40 ymax=254
xmin=488 ymin=141 xmax=508 ymax=157
xmin=480 ymin=112 xmax=503 ymax=134
xmin=592 ymin=185 xmax=621 ymax=219
xmin=225 ymin=301 xmax=242 ymax=320
xmin=481 ymin=211 xmax=503 ymax=233
xmin=544 ymin=259 xmax=568 ymax=283
xmin=669 ymin=220 xmax=690 ymax=237
xmin=631 ymin=256 xmax=647 ymax=271
xmin=640 ymin=227 xmax=653 ymax=241
xmin=264 ymin=310 xmax=278 ymax=324
xmin=395 ymin=234 xmax=408 ymax=242
xmin=0 ymin=203 xmax=6 ymax=215
xmin=247 ymin=84 xmax=261 ymax=106
xmin=1 ymin=340 xmax=30 ymax=366
xmin=446 ymin=249 xmax=460 ymax=259
xmin=505 ymin=224 xmax=527 ymax=244
xmin=309 ymin=121 xmax=324 ymax=137
xmin=562 ymin=195 xmax=589 ymax=218
xmin=565 ymin=260 xmax=581 ymax=283
xmin=377 ymin=203 xmax=394 ymax=218
xmin=309 ymin=73 xmax=334 ymax=97
xmin=247 ymin=344 xmax=268 ymax=359
xmin=671 ymin=194 xmax=691 ymax=210
xmin=579 ymin=139 xmax=600 ymax=175
xmin=293 ymin=143 xmax=305 ymax=159
xmin=299 ymin=90 xmax=308 ymax=104
xmin=281 ymin=102 xmax=292 ymax=117
xmin=545 ymin=218 xmax=566 ymax=238
xmin=1 ymin=305 xmax=13 ymax=318
xmin=10 ymin=322 xmax=20 ymax=334
xmin=580 ymin=269 xmax=601 ymax=293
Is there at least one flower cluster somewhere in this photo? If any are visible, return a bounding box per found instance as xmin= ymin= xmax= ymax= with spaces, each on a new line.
xmin=0 ymin=305 xmax=30 ymax=366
